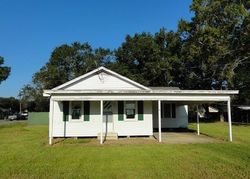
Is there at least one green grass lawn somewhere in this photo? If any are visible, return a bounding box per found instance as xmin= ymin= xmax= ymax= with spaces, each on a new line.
xmin=0 ymin=122 xmax=249 ymax=179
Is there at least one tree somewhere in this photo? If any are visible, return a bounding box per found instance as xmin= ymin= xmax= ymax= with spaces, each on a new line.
xmin=18 ymin=84 xmax=47 ymax=112
xmin=0 ymin=97 xmax=19 ymax=112
xmin=154 ymin=29 xmax=183 ymax=87
xmin=0 ymin=56 xmax=11 ymax=84
xmin=20 ymin=42 xmax=113 ymax=111
xmin=113 ymin=29 xmax=182 ymax=87
xmin=114 ymin=32 xmax=159 ymax=86
xmin=177 ymin=0 xmax=250 ymax=89
xmin=233 ymin=12 xmax=250 ymax=104
xmin=33 ymin=42 xmax=112 ymax=89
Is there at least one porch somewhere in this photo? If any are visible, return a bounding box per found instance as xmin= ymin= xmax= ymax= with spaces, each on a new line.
xmin=48 ymin=98 xmax=234 ymax=145
xmin=54 ymin=131 xmax=219 ymax=145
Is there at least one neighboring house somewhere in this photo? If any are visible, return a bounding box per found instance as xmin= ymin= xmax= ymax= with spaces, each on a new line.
xmin=43 ymin=67 xmax=238 ymax=144
xmin=233 ymin=105 xmax=250 ymax=124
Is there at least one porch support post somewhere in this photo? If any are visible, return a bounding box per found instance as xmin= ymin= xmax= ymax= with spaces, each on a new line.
xmin=158 ymin=100 xmax=162 ymax=142
xmin=196 ymin=105 xmax=200 ymax=135
xmin=49 ymin=98 xmax=54 ymax=145
xmin=227 ymin=98 xmax=233 ymax=142
xmin=100 ymin=100 xmax=103 ymax=144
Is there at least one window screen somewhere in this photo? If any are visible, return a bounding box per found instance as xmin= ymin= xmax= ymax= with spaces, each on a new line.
xmin=125 ymin=101 xmax=136 ymax=119
xmin=71 ymin=101 xmax=81 ymax=120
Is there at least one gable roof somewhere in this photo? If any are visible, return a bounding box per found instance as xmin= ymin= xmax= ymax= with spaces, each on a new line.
xmin=52 ymin=66 xmax=150 ymax=90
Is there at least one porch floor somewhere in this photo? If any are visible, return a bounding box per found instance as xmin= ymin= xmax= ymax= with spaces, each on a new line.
xmin=153 ymin=132 xmax=219 ymax=144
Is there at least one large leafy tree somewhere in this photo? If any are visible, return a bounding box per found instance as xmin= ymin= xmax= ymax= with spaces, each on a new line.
xmin=20 ymin=42 xmax=113 ymax=111
xmin=0 ymin=56 xmax=11 ymax=84
xmin=18 ymin=84 xmax=46 ymax=112
xmin=33 ymin=42 xmax=112 ymax=89
xmin=154 ymin=29 xmax=183 ymax=87
xmin=113 ymin=29 xmax=182 ymax=87
xmin=233 ymin=11 xmax=250 ymax=104
xmin=178 ymin=0 xmax=250 ymax=89
xmin=0 ymin=97 xmax=19 ymax=112
xmin=114 ymin=32 xmax=159 ymax=86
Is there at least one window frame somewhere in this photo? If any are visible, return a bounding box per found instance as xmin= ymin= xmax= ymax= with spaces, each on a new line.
xmin=69 ymin=101 xmax=83 ymax=121
xmin=124 ymin=101 xmax=137 ymax=121
xmin=161 ymin=102 xmax=176 ymax=119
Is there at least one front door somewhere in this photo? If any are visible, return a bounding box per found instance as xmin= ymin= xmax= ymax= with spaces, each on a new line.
xmin=103 ymin=101 xmax=113 ymax=133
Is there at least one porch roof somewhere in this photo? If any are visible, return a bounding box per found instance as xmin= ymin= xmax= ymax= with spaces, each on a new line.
xmin=44 ymin=89 xmax=238 ymax=95
xmin=44 ymin=89 xmax=238 ymax=102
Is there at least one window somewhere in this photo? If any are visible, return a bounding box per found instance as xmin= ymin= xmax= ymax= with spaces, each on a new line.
xmin=161 ymin=103 xmax=176 ymax=118
xmin=71 ymin=101 xmax=82 ymax=120
xmin=171 ymin=104 xmax=176 ymax=118
xmin=125 ymin=101 xmax=136 ymax=119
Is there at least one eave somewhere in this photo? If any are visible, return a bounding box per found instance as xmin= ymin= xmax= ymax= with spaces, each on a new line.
xmin=43 ymin=89 xmax=239 ymax=97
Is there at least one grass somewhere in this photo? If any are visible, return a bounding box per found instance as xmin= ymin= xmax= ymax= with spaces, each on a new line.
xmin=0 ymin=122 xmax=249 ymax=178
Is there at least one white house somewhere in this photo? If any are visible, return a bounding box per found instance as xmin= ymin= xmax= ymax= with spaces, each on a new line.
xmin=43 ymin=67 xmax=238 ymax=144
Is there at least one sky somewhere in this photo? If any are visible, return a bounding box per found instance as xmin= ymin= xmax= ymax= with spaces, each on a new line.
xmin=0 ymin=0 xmax=193 ymax=97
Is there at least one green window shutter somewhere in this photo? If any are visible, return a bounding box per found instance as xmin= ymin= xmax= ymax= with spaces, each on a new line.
xmin=138 ymin=101 xmax=144 ymax=121
xmin=118 ymin=101 xmax=124 ymax=121
xmin=84 ymin=101 xmax=90 ymax=121
xmin=63 ymin=101 xmax=69 ymax=121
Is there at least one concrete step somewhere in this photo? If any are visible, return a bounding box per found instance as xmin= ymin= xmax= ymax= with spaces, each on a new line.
xmin=97 ymin=132 xmax=118 ymax=140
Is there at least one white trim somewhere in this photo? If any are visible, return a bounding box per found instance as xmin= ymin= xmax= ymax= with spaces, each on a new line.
xmin=44 ymin=89 xmax=239 ymax=95
xmin=100 ymin=67 xmax=150 ymax=90
xmin=51 ymin=95 xmax=231 ymax=102
xmin=49 ymin=99 xmax=54 ymax=145
xmin=52 ymin=66 xmax=150 ymax=91
xmin=100 ymin=100 xmax=103 ymax=144
xmin=52 ymin=68 xmax=102 ymax=90
xmin=227 ymin=98 xmax=233 ymax=142
xmin=196 ymin=105 xmax=200 ymax=136
xmin=158 ymin=100 xmax=162 ymax=142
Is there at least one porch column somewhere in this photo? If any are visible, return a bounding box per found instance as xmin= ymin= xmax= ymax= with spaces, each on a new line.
xmin=100 ymin=100 xmax=103 ymax=144
xmin=227 ymin=98 xmax=233 ymax=142
xmin=158 ymin=100 xmax=162 ymax=142
xmin=49 ymin=98 xmax=54 ymax=145
xmin=196 ymin=105 xmax=200 ymax=135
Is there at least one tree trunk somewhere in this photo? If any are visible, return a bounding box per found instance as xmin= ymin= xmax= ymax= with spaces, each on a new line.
xmin=220 ymin=113 xmax=225 ymax=122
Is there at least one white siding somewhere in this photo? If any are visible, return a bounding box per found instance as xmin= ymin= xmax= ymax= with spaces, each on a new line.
xmin=52 ymin=101 xmax=102 ymax=137
xmin=153 ymin=101 xmax=188 ymax=128
xmin=52 ymin=100 xmax=153 ymax=137
xmin=63 ymin=72 xmax=141 ymax=90
xmin=113 ymin=101 xmax=153 ymax=136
